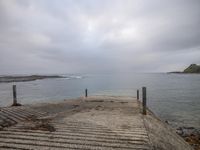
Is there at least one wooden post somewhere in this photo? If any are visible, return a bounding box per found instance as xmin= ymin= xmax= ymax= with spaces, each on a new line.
xmin=142 ymin=87 xmax=147 ymax=115
xmin=137 ymin=90 xmax=139 ymax=100
xmin=85 ymin=88 xmax=88 ymax=97
xmin=13 ymin=85 xmax=17 ymax=106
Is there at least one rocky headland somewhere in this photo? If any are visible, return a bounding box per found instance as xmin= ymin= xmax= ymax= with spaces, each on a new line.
xmin=169 ymin=64 xmax=200 ymax=74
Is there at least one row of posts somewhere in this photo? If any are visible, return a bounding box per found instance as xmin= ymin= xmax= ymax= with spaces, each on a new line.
xmin=11 ymin=86 xmax=89 ymax=106
xmin=12 ymin=85 xmax=147 ymax=115
xmin=84 ymin=87 xmax=147 ymax=115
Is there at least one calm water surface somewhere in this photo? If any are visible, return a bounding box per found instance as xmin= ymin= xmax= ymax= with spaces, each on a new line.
xmin=0 ymin=73 xmax=199 ymax=128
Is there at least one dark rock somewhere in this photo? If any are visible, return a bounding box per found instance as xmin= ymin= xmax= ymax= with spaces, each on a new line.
xmin=177 ymin=126 xmax=200 ymax=150
xmin=165 ymin=120 xmax=169 ymax=124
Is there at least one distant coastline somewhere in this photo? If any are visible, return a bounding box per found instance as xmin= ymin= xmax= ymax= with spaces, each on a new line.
xmin=168 ymin=64 xmax=200 ymax=74
xmin=0 ymin=75 xmax=64 ymax=83
xmin=168 ymin=71 xmax=183 ymax=74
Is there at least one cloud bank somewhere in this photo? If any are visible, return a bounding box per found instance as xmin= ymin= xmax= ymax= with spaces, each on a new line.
xmin=0 ymin=0 xmax=200 ymax=74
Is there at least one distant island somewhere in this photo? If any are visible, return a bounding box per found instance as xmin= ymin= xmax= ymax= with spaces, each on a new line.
xmin=169 ymin=64 xmax=200 ymax=74
xmin=0 ymin=75 xmax=64 ymax=83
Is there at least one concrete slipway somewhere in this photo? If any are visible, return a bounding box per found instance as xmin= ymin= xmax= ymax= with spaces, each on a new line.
xmin=0 ymin=96 xmax=193 ymax=150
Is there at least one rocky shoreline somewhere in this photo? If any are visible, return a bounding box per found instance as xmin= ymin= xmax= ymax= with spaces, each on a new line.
xmin=176 ymin=127 xmax=200 ymax=150
xmin=0 ymin=75 xmax=64 ymax=83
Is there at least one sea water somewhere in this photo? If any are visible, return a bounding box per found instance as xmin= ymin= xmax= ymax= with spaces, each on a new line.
xmin=0 ymin=73 xmax=199 ymax=128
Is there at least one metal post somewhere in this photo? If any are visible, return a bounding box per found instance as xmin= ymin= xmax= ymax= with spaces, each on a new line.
xmin=13 ymin=85 xmax=17 ymax=106
xmin=85 ymin=88 xmax=88 ymax=97
xmin=142 ymin=87 xmax=147 ymax=115
xmin=137 ymin=90 xmax=139 ymax=100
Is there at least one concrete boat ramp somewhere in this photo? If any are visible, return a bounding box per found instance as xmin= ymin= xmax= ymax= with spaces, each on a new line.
xmin=0 ymin=96 xmax=193 ymax=150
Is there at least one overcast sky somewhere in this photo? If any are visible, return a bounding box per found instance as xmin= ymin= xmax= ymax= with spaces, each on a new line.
xmin=0 ymin=0 xmax=200 ymax=74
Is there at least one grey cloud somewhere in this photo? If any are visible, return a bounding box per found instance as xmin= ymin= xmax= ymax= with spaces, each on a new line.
xmin=0 ymin=0 xmax=200 ymax=74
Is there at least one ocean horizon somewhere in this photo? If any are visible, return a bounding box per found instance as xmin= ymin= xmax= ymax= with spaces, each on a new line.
xmin=0 ymin=73 xmax=199 ymax=129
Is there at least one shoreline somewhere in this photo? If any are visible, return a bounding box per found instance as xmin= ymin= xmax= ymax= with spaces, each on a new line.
xmin=176 ymin=127 xmax=200 ymax=150
xmin=146 ymin=102 xmax=200 ymax=150
xmin=0 ymin=75 xmax=64 ymax=83
xmin=167 ymin=72 xmax=200 ymax=74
